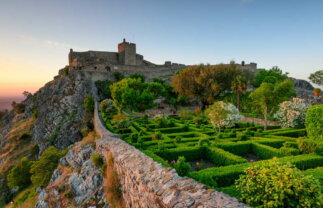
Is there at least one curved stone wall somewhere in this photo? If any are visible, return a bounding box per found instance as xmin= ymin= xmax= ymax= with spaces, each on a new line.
xmin=94 ymin=103 xmax=248 ymax=208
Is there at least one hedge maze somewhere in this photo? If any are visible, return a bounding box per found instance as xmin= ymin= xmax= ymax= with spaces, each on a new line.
xmin=101 ymin=110 xmax=323 ymax=194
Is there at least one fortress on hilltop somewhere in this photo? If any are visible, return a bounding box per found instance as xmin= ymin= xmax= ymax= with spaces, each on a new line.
xmin=66 ymin=39 xmax=258 ymax=81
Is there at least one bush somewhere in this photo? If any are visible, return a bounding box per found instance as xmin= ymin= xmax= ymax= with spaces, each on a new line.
xmin=81 ymin=127 xmax=90 ymax=137
xmin=207 ymin=148 xmax=247 ymax=166
xmin=305 ymin=104 xmax=323 ymax=140
xmin=155 ymin=147 xmax=206 ymax=161
xmin=174 ymin=156 xmax=191 ymax=176
xmin=175 ymin=136 xmax=182 ymax=144
xmin=158 ymin=141 xmax=165 ymax=151
xmin=195 ymin=107 xmax=202 ymax=115
xmin=130 ymin=133 xmax=138 ymax=143
xmin=153 ymin=116 xmax=168 ymax=128
xmin=251 ymin=143 xmax=285 ymax=159
xmin=100 ymin=99 xmax=116 ymax=115
xmin=32 ymin=108 xmax=38 ymax=119
xmin=280 ymin=147 xmax=300 ymax=155
xmin=178 ymin=108 xmax=193 ymax=120
xmin=111 ymin=115 xmax=132 ymax=129
xmin=83 ymin=95 xmax=94 ymax=114
xmin=152 ymin=131 xmax=163 ymax=140
xmin=198 ymin=138 xmax=210 ymax=147
xmin=13 ymin=102 xmax=26 ymax=114
xmin=30 ymin=146 xmax=65 ymax=188
xmin=297 ymin=137 xmax=323 ymax=155
xmin=143 ymin=150 xmax=170 ymax=167
xmin=236 ymin=158 xmax=322 ymax=207
xmin=113 ymin=72 xmax=124 ymax=81
xmin=193 ymin=116 xmax=206 ymax=125
xmin=7 ymin=157 xmax=33 ymax=190
xmin=91 ymin=154 xmax=104 ymax=167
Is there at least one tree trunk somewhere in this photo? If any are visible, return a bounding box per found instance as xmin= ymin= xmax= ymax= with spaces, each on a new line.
xmin=264 ymin=104 xmax=268 ymax=131
xmin=237 ymin=91 xmax=240 ymax=111
xmin=201 ymin=99 xmax=208 ymax=110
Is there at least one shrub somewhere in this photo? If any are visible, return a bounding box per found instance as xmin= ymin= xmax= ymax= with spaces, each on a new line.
xmin=111 ymin=115 xmax=132 ymax=129
xmin=83 ymin=95 xmax=95 ymax=114
xmin=153 ymin=116 xmax=168 ymax=128
xmin=7 ymin=157 xmax=33 ymax=190
xmin=100 ymin=99 xmax=116 ymax=115
xmin=158 ymin=141 xmax=165 ymax=151
xmin=129 ymin=73 xmax=145 ymax=82
xmin=130 ymin=133 xmax=138 ymax=143
xmin=178 ymin=108 xmax=193 ymax=120
xmin=314 ymin=88 xmax=322 ymax=93
xmin=239 ymin=133 xmax=249 ymax=141
xmin=195 ymin=107 xmax=202 ymax=115
xmin=32 ymin=108 xmax=38 ymax=119
xmin=297 ymin=137 xmax=323 ymax=155
xmin=305 ymin=104 xmax=323 ymax=140
xmin=274 ymin=98 xmax=308 ymax=128
xmin=174 ymin=156 xmax=191 ymax=176
xmin=143 ymin=150 xmax=170 ymax=167
xmin=251 ymin=143 xmax=285 ymax=159
xmin=198 ymin=138 xmax=210 ymax=147
xmin=13 ymin=102 xmax=26 ymax=114
xmin=30 ymin=146 xmax=65 ymax=188
xmin=81 ymin=127 xmax=90 ymax=137
xmin=113 ymin=72 xmax=124 ymax=81
xmin=236 ymin=158 xmax=322 ymax=207
xmin=91 ymin=154 xmax=104 ymax=167
xmin=152 ymin=131 xmax=163 ymax=140
xmin=280 ymin=147 xmax=300 ymax=155
xmin=207 ymin=148 xmax=247 ymax=166
xmin=175 ymin=136 xmax=182 ymax=144
xmin=193 ymin=116 xmax=206 ymax=125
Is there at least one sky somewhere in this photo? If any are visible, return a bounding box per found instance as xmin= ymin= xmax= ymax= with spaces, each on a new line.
xmin=0 ymin=0 xmax=323 ymax=96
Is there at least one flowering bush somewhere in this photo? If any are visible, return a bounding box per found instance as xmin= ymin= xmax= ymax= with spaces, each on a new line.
xmin=236 ymin=158 xmax=322 ymax=207
xmin=205 ymin=101 xmax=241 ymax=132
xmin=100 ymin=99 xmax=116 ymax=114
xmin=274 ymin=98 xmax=308 ymax=128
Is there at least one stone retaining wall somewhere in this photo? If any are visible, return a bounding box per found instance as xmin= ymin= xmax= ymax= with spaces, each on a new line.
xmin=240 ymin=116 xmax=280 ymax=126
xmin=94 ymin=102 xmax=248 ymax=208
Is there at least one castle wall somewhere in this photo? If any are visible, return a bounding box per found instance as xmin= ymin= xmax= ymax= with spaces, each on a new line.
xmin=93 ymin=102 xmax=248 ymax=208
xmin=124 ymin=43 xmax=136 ymax=65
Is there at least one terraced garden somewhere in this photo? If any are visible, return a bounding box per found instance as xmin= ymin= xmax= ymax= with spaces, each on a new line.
xmin=100 ymin=109 xmax=323 ymax=198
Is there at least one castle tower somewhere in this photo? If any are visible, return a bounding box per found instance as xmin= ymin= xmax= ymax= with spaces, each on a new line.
xmin=118 ymin=38 xmax=136 ymax=65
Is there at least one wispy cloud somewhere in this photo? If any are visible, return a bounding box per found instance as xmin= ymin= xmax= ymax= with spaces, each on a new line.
xmin=16 ymin=34 xmax=87 ymax=51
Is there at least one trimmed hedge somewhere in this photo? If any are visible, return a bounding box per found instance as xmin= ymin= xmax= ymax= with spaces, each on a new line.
xmin=266 ymin=129 xmax=306 ymax=138
xmin=143 ymin=150 xmax=171 ymax=167
xmin=303 ymin=166 xmax=323 ymax=185
xmin=251 ymin=143 xmax=286 ymax=159
xmin=305 ymin=104 xmax=323 ymax=139
xmin=206 ymin=148 xmax=248 ymax=166
xmin=154 ymin=147 xmax=207 ymax=161
xmin=216 ymin=142 xmax=251 ymax=156
xmin=190 ymin=153 xmax=323 ymax=187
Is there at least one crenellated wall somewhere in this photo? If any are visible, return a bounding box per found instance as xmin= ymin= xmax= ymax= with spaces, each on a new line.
xmin=93 ymin=102 xmax=249 ymax=208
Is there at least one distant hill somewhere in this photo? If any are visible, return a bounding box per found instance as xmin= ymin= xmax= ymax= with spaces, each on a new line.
xmin=0 ymin=96 xmax=24 ymax=111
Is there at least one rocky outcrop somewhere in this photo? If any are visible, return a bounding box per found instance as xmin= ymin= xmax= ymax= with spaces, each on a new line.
xmin=35 ymin=142 xmax=109 ymax=208
xmin=32 ymin=71 xmax=94 ymax=151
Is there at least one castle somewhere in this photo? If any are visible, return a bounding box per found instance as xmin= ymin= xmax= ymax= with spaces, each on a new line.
xmin=66 ymin=39 xmax=258 ymax=81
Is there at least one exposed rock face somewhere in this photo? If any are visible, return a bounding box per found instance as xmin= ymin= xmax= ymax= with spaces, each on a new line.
xmin=32 ymin=71 xmax=94 ymax=151
xmin=291 ymin=78 xmax=314 ymax=91
xmin=35 ymin=143 xmax=109 ymax=208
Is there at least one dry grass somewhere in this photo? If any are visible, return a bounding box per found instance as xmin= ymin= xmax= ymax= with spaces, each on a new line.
xmin=104 ymin=152 xmax=124 ymax=208
xmin=73 ymin=131 xmax=100 ymax=153
xmin=0 ymin=117 xmax=36 ymax=176
xmin=5 ymin=186 xmax=38 ymax=208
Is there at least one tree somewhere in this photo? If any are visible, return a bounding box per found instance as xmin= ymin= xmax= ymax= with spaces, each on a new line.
xmin=110 ymin=78 xmax=157 ymax=112
xmin=305 ymin=104 xmax=323 ymax=140
xmin=231 ymin=76 xmax=247 ymax=111
xmin=309 ymin=70 xmax=323 ymax=86
xmin=253 ymin=66 xmax=288 ymax=87
xmin=7 ymin=157 xmax=33 ymax=190
xmin=22 ymin=91 xmax=31 ymax=97
xmin=205 ymin=101 xmax=241 ymax=133
xmin=249 ymin=79 xmax=296 ymax=130
xmin=83 ymin=95 xmax=95 ymax=114
xmin=129 ymin=73 xmax=145 ymax=82
xmin=30 ymin=146 xmax=65 ymax=188
xmin=171 ymin=64 xmax=241 ymax=109
xmin=274 ymin=98 xmax=309 ymax=128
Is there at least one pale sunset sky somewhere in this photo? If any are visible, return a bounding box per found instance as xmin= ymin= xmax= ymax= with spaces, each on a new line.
xmin=1 ymin=0 xmax=323 ymax=97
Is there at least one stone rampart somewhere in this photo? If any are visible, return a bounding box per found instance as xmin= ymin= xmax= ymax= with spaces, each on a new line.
xmin=94 ymin=102 xmax=248 ymax=208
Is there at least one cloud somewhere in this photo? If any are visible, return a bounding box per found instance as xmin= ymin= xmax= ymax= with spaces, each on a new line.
xmin=16 ymin=34 xmax=87 ymax=51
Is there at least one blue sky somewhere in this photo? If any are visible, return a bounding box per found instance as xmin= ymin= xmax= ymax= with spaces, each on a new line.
xmin=0 ymin=0 xmax=323 ymax=96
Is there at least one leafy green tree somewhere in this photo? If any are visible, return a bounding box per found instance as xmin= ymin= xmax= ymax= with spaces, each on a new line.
xmin=95 ymin=80 xmax=113 ymax=99
xmin=30 ymin=146 xmax=65 ymax=188
xmin=249 ymin=79 xmax=296 ymax=130
xmin=83 ymin=95 xmax=94 ymax=114
xmin=231 ymin=76 xmax=247 ymax=111
xmin=129 ymin=73 xmax=145 ymax=82
xmin=253 ymin=66 xmax=288 ymax=87
xmin=7 ymin=157 xmax=33 ymax=190
xmin=110 ymin=78 xmax=156 ymax=112
xmin=309 ymin=70 xmax=323 ymax=86
xmin=171 ymin=64 xmax=241 ymax=109
xmin=305 ymin=104 xmax=323 ymax=140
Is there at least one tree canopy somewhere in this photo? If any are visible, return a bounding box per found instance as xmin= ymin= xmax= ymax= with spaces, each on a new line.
xmin=253 ymin=66 xmax=288 ymax=87
xmin=249 ymin=79 xmax=296 ymax=130
xmin=171 ymin=64 xmax=241 ymax=108
xmin=309 ymin=70 xmax=323 ymax=86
